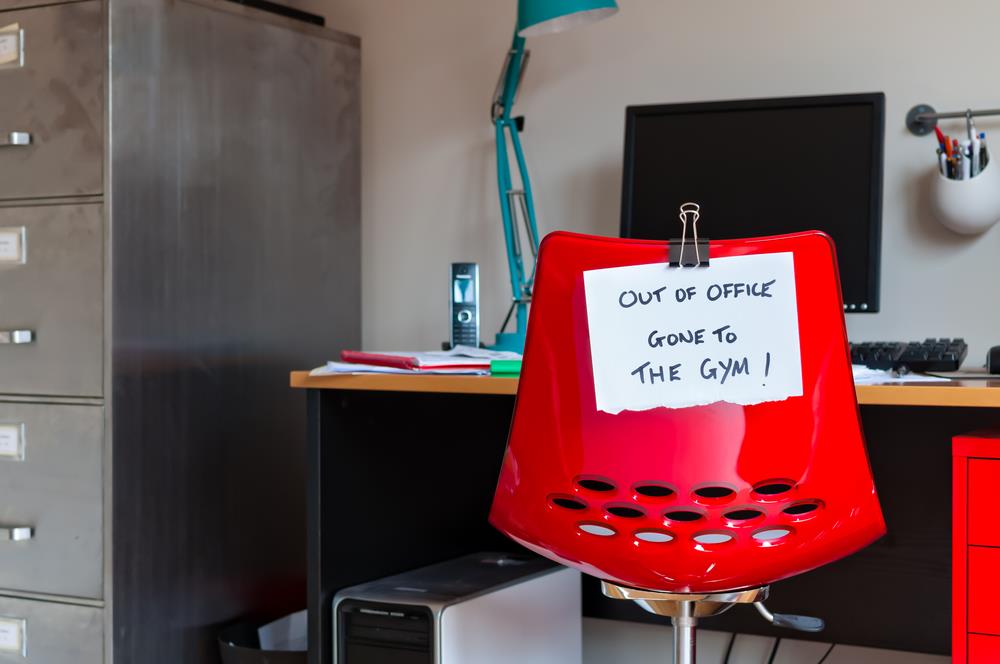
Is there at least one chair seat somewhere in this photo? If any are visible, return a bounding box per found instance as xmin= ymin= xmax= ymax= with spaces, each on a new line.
xmin=489 ymin=230 xmax=885 ymax=593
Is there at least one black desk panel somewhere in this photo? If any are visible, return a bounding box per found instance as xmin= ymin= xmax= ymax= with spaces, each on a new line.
xmin=307 ymin=389 xmax=1000 ymax=661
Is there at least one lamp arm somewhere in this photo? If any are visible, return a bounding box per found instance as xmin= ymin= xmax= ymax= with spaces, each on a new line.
xmin=491 ymin=32 xmax=541 ymax=352
xmin=507 ymin=119 xmax=542 ymax=287
xmin=493 ymin=34 xmax=528 ymax=122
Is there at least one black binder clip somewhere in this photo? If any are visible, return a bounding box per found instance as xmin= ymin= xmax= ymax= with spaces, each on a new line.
xmin=669 ymin=202 xmax=710 ymax=267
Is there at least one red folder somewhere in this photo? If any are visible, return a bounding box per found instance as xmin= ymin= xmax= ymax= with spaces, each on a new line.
xmin=339 ymin=350 xmax=490 ymax=371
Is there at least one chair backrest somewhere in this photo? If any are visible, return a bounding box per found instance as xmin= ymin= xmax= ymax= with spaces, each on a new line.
xmin=490 ymin=230 xmax=885 ymax=593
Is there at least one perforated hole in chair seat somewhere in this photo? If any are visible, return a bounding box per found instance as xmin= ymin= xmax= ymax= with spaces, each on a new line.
xmin=634 ymin=530 xmax=674 ymax=543
xmin=664 ymin=510 xmax=704 ymax=523
xmin=633 ymin=482 xmax=675 ymax=498
xmin=723 ymin=508 xmax=765 ymax=522
xmin=578 ymin=522 xmax=616 ymax=537
xmin=783 ymin=501 xmax=822 ymax=518
xmin=752 ymin=527 xmax=793 ymax=543
xmin=752 ymin=480 xmax=796 ymax=500
xmin=606 ymin=504 xmax=645 ymax=518
xmin=693 ymin=532 xmax=734 ymax=545
xmin=693 ymin=486 xmax=736 ymax=501
xmin=549 ymin=495 xmax=587 ymax=511
xmin=753 ymin=480 xmax=795 ymax=497
xmin=576 ymin=477 xmax=616 ymax=492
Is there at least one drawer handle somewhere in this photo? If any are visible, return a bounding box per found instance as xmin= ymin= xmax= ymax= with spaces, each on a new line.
xmin=0 ymin=527 xmax=32 ymax=542
xmin=0 ymin=132 xmax=29 ymax=147
xmin=0 ymin=330 xmax=33 ymax=344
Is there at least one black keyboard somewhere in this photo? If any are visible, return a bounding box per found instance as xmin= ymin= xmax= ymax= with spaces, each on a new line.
xmin=850 ymin=338 xmax=968 ymax=372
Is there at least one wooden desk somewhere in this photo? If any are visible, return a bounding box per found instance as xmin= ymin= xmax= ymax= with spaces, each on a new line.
xmin=291 ymin=371 xmax=1000 ymax=407
xmin=294 ymin=371 xmax=1000 ymax=661
xmin=290 ymin=372 xmax=519 ymax=395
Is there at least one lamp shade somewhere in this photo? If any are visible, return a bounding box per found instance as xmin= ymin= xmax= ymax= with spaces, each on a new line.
xmin=517 ymin=0 xmax=618 ymax=38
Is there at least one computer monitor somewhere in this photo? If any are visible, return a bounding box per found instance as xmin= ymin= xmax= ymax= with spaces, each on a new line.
xmin=620 ymin=93 xmax=885 ymax=312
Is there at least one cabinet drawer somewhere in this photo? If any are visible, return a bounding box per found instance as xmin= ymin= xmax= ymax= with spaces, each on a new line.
xmin=969 ymin=546 xmax=1000 ymax=635
xmin=970 ymin=633 xmax=1000 ymax=662
xmin=0 ymin=595 xmax=102 ymax=662
xmin=0 ymin=1 xmax=103 ymax=200
xmin=970 ymin=459 xmax=1000 ymax=547
xmin=0 ymin=203 xmax=102 ymax=397
xmin=0 ymin=402 xmax=102 ymax=599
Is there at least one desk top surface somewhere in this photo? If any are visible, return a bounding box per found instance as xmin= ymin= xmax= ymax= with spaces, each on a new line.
xmin=290 ymin=372 xmax=1000 ymax=408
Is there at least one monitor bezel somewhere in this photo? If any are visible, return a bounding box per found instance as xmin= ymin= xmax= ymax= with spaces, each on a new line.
xmin=619 ymin=92 xmax=885 ymax=313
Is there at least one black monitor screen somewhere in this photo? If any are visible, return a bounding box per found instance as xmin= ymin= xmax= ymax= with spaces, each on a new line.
xmin=620 ymin=93 xmax=884 ymax=312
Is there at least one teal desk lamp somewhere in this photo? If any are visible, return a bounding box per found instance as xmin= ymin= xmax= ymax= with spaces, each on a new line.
xmin=490 ymin=0 xmax=618 ymax=352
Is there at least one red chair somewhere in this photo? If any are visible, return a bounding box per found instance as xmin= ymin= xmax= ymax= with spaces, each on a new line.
xmin=489 ymin=229 xmax=885 ymax=663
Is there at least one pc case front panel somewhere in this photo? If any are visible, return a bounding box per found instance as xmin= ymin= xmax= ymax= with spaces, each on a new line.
xmin=336 ymin=600 xmax=433 ymax=664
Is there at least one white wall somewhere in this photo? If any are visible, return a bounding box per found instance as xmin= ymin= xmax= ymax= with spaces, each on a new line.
xmin=307 ymin=0 xmax=1000 ymax=362
xmin=282 ymin=4 xmax=973 ymax=658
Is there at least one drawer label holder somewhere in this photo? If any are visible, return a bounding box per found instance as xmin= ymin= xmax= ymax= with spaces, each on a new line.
xmin=0 ymin=227 xmax=25 ymax=265
xmin=0 ymin=424 xmax=24 ymax=461
xmin=0 ymin=24 xmax=23 ymax=70
xmin=0 ymin=616 xmax=25 ymax=656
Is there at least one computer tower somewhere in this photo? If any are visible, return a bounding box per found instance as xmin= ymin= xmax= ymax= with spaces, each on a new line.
xmin=333 ymin=553 xmax=581 ymax=664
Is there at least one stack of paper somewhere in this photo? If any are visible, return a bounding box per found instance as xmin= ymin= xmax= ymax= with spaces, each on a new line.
xmin=851 ymin=365 xmax=950 ymax=385
xmin=311 ymin=345 xmax=522 ymax=376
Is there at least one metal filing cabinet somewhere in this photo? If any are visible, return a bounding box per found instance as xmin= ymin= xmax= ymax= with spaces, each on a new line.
xmin=0 ymin=0 xmax=361 ymax=662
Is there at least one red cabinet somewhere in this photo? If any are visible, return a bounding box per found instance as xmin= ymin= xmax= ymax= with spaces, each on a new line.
xmin=955 ymin=433 xmax=1000 ymax=663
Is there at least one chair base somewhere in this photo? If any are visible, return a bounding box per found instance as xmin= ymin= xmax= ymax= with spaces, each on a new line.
xmin=601 ymin=582 xmax=770 ymax=664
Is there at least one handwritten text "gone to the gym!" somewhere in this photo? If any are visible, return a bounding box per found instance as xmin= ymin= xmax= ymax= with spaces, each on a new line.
xmin=583 ymin=252 xmax=803 ymax=414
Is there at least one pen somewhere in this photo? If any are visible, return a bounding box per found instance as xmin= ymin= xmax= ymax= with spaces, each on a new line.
xmin=972 ymin=133 xmax=982 ymax=177
xmin=958 ymin=150 xmax=969 ymax=180
xmin=935 ymin=126 xmax=947 ymax=150
xmin=940 ymin=151 xmax=948 ymax=176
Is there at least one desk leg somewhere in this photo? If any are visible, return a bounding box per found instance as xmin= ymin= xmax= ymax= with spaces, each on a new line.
xmin=307 ymin=388 xmax=325 ymax=664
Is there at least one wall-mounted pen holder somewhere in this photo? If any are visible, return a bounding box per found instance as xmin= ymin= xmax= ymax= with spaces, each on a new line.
xmin=931 ymin=158 xmax=1000 ymax=235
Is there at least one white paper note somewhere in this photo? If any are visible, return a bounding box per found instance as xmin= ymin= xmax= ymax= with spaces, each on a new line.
xmin=0 ymin=618 xmax=24 ymax=655
xmin=0 ymin=425 xmax=23 ymax=460
xmin=0 ymin=25 xmax=22 ymax=68
xmin=583 ymin=252 xmax=802 ymax=414
xmin=0 ymin=228 xmax=24 ymax=264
